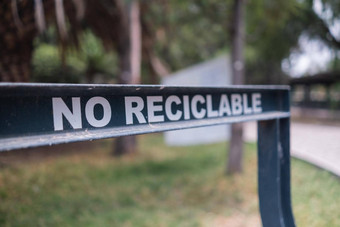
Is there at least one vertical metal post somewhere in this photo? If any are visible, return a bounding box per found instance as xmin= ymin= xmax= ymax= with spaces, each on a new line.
xmin=257 ymin=118 xmax=295 ymax=227
xmin=279 ymin=118 xmax=295 ymax=227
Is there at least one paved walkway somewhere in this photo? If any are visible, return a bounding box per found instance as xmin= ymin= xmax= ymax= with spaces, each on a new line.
xmin=244 ymin=121 xmax=340 ymax=177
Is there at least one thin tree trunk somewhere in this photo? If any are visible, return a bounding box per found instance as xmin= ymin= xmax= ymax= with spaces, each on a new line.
xmin=129 ymin=1 xmax=141 ymax=84
xmin=113 ymin=0 xmax=141 ymax=156
xmin=227 ymin=0 xmax=245 ymax=174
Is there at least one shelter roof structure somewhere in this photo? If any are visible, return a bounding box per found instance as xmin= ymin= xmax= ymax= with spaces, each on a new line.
xmin=290 ymin=72 xmax=340 ymax=85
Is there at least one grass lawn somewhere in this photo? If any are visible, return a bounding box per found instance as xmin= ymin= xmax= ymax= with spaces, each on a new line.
xmin=0 ymin=133 xmax=339 ymax=226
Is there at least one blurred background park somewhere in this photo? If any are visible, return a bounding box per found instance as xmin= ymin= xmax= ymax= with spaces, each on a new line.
xmin=0 ymin=0 xmax=340 ymax=226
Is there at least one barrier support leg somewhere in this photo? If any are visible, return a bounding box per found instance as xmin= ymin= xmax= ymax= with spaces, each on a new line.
xmin=257 ymin=118 xmax=295 ymax=227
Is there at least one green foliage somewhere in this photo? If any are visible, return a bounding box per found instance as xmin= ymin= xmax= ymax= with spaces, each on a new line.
xmin=143 ymin=0 xmax=302 ymax=83
xmin=31 ymin=0 xmax=340 ymax=84
xmin=144 ymin=0 xmax=232 ymax=71
xmin=32 ymin=44 xmax=82 ymax=83
xmin=75 ymin=31 xmax=118 ymax=82
xmin=32 ymin=30 xmax=118 ymax=83
xmin=0 ymin=134 xmax=339 ymax=226
xmin=292 ymin=158 xmax=340 ymax=226
xmin=145 ymin=0 xmax=340 ymax=84
xmin=246 ymin=0 xmax=302 ymax=61
xmin=245 ymin=0 xmax=307 ymax=84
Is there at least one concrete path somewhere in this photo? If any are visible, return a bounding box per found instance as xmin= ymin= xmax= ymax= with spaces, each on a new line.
xmin=244 ymin=121 xmax=340 ymax=177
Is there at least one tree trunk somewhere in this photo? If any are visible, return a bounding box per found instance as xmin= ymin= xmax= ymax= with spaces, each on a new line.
xmin=0 ymin=41 xmax=33 ymax=82
xmin=114 ymin=135 xmax=137 ymax=156
xmin=227 ymin=0 xmax=245 ymax=174
xmin=0 ymin=0 xmax=36 ymax=82
xmin=113 ymin=0 xmax=141 ymax=156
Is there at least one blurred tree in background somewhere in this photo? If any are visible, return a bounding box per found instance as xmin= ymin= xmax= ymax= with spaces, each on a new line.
xmin=246 ymin=0 xmax=340 ymax=84
xmin=32 ymin=30 xmax=118 ymax=83
xmin=143 ymin=0 xmax=340 ymax=83
xmin=1 ymin=0 xmax=339 ymax=84
xmin=32 ymin=43 xmax=81 ymax=83
xmin=141 ymin=0 xmax=231 ymax=73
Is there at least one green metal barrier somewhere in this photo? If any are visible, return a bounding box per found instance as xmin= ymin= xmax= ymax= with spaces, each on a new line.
xmin=0 ymin=83 xmax=295 ymax=226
